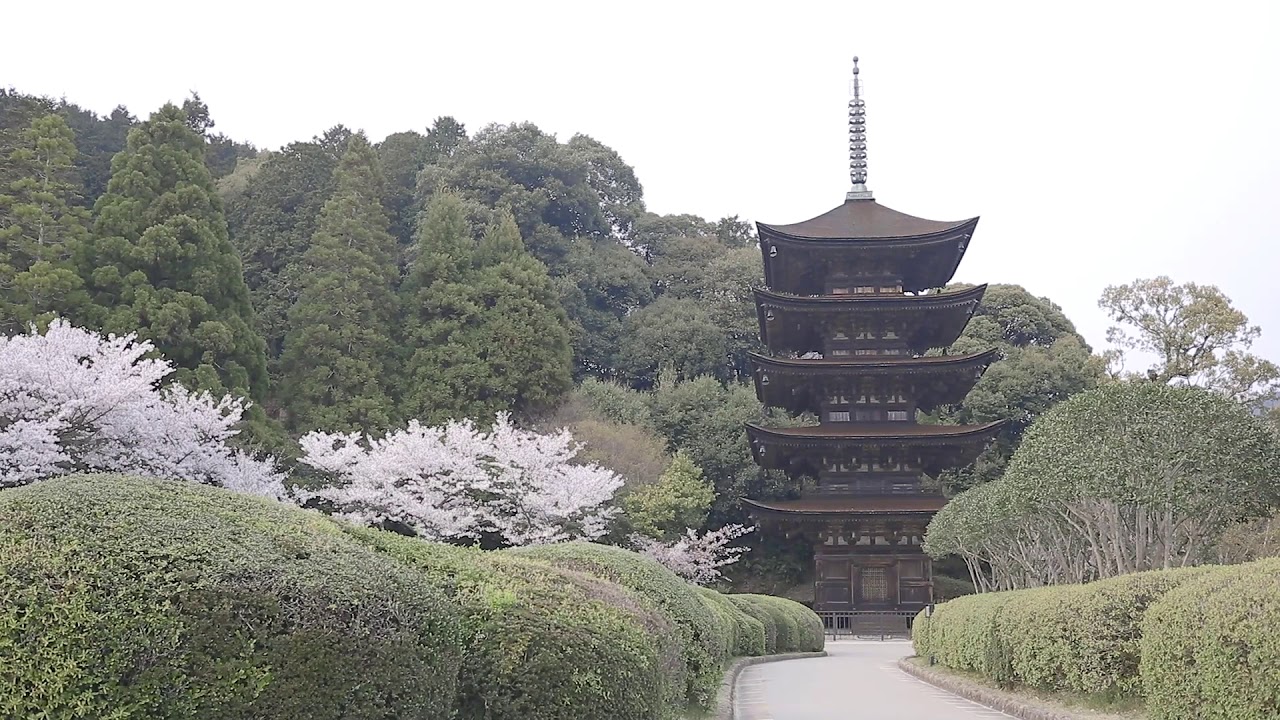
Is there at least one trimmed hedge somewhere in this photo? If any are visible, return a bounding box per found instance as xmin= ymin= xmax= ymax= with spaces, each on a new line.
xmin=0 ymin=475 xmax=825 ymax=719
xmin=0 ymin=475 xmax=462 ymax=720
xmin=347 ymin=530 xmax=680 ymax=720
xmin=1003 ymin=567 xmax=1212 ymax=696
xmin=697 ymin=588 xmax=767 ymax=657
xmin=1140 ymin=559 xmax=1280 ymax=720
xmin=726 ymin=595 xmax=778 ymax=653
xmin=508 ymin=542 xmax=726 ymax=708
xmin=914 ymin=561 xmax=1280 ymax=716
xmin=726 ymin=594 xmax=824 ymax=653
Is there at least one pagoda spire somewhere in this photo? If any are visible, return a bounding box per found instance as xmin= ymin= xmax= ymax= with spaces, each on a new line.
xmin=847 ymin=56 xmax=873 ymax=201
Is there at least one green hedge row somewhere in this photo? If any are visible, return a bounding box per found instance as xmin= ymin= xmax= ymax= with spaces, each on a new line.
xmin=725 ymin=594 xmax=824 ymax=654
xmin=0 ymin=475 xmax=823 ymax=720
xmin=913 ymin=562 xmax=1280 ymax=719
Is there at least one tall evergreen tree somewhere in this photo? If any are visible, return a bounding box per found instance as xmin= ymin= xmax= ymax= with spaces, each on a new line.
xmin=225 ymin=125 xmax=352 ymax=357
xmin=78 ymin=103 xmax=268 ymax=400
xmin=398 ymin=193 xmax=572 ymax=424
xmin=278 ymin=134 xmax=399 ymax=434
xmin=0 ymin=114 xmax=91 ymax=333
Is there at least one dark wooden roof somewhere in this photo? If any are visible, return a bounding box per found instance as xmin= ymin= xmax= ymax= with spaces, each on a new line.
xmin=749 ymin=349 xmax=1000 ymax=416
xmin=754 ymin=285 xmax=987 ymax=355
xmin=748 ymin=348 xmax=999 ymax=373
xmin=758 ymin=199 xmax=977 ymax=241
xmin=744 ymin=496 xmax=947 ymax=515
xmin=746 ymin=420 xmax=1005 ymax=442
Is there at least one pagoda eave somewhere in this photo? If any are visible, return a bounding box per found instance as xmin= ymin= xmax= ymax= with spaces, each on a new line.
xmin=755 ymin=198 xmax=977 ymax=243
xmin=743 ymin=496 xmax=946 ymax=516
xmin=749 ymin=348 xmax=1001 ymax=415
xmin=754 ymin=285 xmax=988 ymax=356
xmin=745 ymin=419 xmax=1007 ymax=476
xmin=745 ymin=420 xmax=1006 ymax=447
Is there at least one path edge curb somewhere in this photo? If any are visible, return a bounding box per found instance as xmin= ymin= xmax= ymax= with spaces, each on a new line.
xmin=711 ymin=649 xmax=827 ymax=720
xmin=896 ymin=657 xmax=1092 ymax=720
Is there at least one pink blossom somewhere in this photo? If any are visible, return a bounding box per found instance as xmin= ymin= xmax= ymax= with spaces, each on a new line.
xmin=297 ymin=413 xmax=622 ymax=545
xmin=0 ymin=320 xmax=284 ymax=498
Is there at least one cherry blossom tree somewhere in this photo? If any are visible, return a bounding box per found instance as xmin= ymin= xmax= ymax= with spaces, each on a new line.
xmin=0 ymin=320 xmax=285 ymax=498
xmin=629 ymin=524 xmax=754 ymax=585
xmin=296 ymin=413 xmax=623 ymax=545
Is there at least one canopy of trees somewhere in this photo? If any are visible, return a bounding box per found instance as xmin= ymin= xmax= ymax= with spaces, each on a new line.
xmin=925 ymin=383 xmax=1280 ymax=591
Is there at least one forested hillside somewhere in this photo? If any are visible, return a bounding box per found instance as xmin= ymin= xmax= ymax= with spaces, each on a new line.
xmin=0 ymin=88 xmax=1107 ymax=590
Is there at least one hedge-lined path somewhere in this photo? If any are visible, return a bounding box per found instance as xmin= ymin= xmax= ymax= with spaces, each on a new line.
xmin=734 ymin=640 xmax=1012 ymax=719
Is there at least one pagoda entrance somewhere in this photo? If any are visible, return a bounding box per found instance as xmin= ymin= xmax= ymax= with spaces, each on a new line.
xmin=814 ymin=549 xmax=932 ymax=611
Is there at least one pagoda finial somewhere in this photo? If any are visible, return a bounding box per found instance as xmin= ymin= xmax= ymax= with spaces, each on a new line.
xmin=847 ymin=55 xmax=873 ymax=201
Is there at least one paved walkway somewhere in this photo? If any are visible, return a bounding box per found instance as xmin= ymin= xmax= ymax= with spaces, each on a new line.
xmin=734 ymin=640 xmax=1012 ymax=719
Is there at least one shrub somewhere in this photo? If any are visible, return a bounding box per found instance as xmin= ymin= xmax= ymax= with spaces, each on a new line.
xmin=1140 ymin=559 xmax=1280 ymax=720
xmin=726 ymin=594 xmax=824 ymax=653
xmin=0 ymin=474 xmax=461 ymax=720
xmin=727 ymin=595 xmax=778 ymax=653
xmin=917 ymin=589 xmax=1034 ymax=683
xmin=697 ymin=588 xmax=766 ymax=657
xmin=350 ymin=531 xmax=678 ymax=720
xmin=509 ymin=542 xmax=726 ymax=708
xmin=1003 ymin=567 xmax=1212 ymax=696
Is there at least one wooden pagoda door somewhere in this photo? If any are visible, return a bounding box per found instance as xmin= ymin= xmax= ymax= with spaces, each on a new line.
xmin=814 ymin=556 xmax=852 ymax=610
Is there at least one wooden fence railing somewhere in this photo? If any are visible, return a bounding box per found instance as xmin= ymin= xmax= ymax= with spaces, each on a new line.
xmin=816 ymin=610 xmax=917 ymax=640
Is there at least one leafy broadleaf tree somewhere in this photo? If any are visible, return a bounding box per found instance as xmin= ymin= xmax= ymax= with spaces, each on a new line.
xmin=926 ymin=382 xmax=1280 ymax=590
xmin=1099 ymin=276 xmax=1280 ymax=408
xmin=0 ymin=114 xmax=92 ymax=333
xmin=927 ymin=284 xmax=1106 ymax=492
xmin=277 ymin=134 xmax=400 ymax=434
xmin=622 ymin=451 xmax=715 ymax=539
xmin=78 ymin=103 xmax=268 ymax=402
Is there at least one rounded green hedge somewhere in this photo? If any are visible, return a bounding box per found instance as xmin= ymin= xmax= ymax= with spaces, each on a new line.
xmin=508 ymin=542 xmax=727 ymax=708
xmin=726 ymin=595 xmax=778 ymax=653
xmin=0 ymin=475 xmax=462 ymax=720
xmin=1140 ymin=559 xmax=1280 ymax=720
xmin=697 ymin=588 xmax=766 ymax=657
xmin=910 ymin=587 xmax=1038 ymax=683
xmin=349 ymin=530 xmax=679 ymax=720
xmin=1003 ymin=567 xmax=1212 ymax=696
xmin=725 ymin=595 xmax=824 ymax=653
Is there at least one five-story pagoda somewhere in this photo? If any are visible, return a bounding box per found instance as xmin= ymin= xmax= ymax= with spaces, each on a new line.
xmin=744 ymin=58 xmax=1004 ymax=617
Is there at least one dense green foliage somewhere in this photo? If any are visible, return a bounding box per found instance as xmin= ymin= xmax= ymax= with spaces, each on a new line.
xmin=0 ymin=113 xmax=91 ymax=333
xmin=928 ymin=283 xmax=1105 ymax=492
xmin=225 ymin=125 xmax=351 ymax=356
xmin=277 ymin=135 xmax=400 ymax=433
xmin=76 ymin=104 xmax=268 ymax=400
xmin=913 ymin=561 xmax=1280 ymax=717
xmin=696 ymin=588 xmax=767 ymax=657
xmin=926 ymin=382 xmax=1280 ymax=590
xmin=726 ymin=594 xmax=825 ymax=654
xmin=0 ymin=475 xmax=462 ymax=720
xmin=0 ymin=475 xmax=819 ymax=719
xmin=397 ymin=192 xmax=572 ymax=425
xmin=507 ymin=541 xmax=728 ymax=707
xmin=1139 ymin=559 xmax=1280 ymax=720
xmin=346 ymin=529 xmax=680 ymax=720
xmin=622 ymin=451 xmax=714 ymax=539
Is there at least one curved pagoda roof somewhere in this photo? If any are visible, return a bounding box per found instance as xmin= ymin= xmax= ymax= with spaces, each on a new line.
xmin=754 ymin=284 xmax=987 ymax=355
xmin=757 ymin=199 xmax=980 ymax=294
xmin=743 ymin=495 xmax=947 ymax=517
xmin=759 ymin=198 xmax=976 ymax=241
xmin=749 ymin=348 xmax=1000 ymax=415
xmin=745 ymin=419 xmax=1006 ymax=477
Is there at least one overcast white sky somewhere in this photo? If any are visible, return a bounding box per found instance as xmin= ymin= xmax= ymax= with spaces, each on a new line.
xmin=5 ymin=1 xmax=1278 ymax=364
